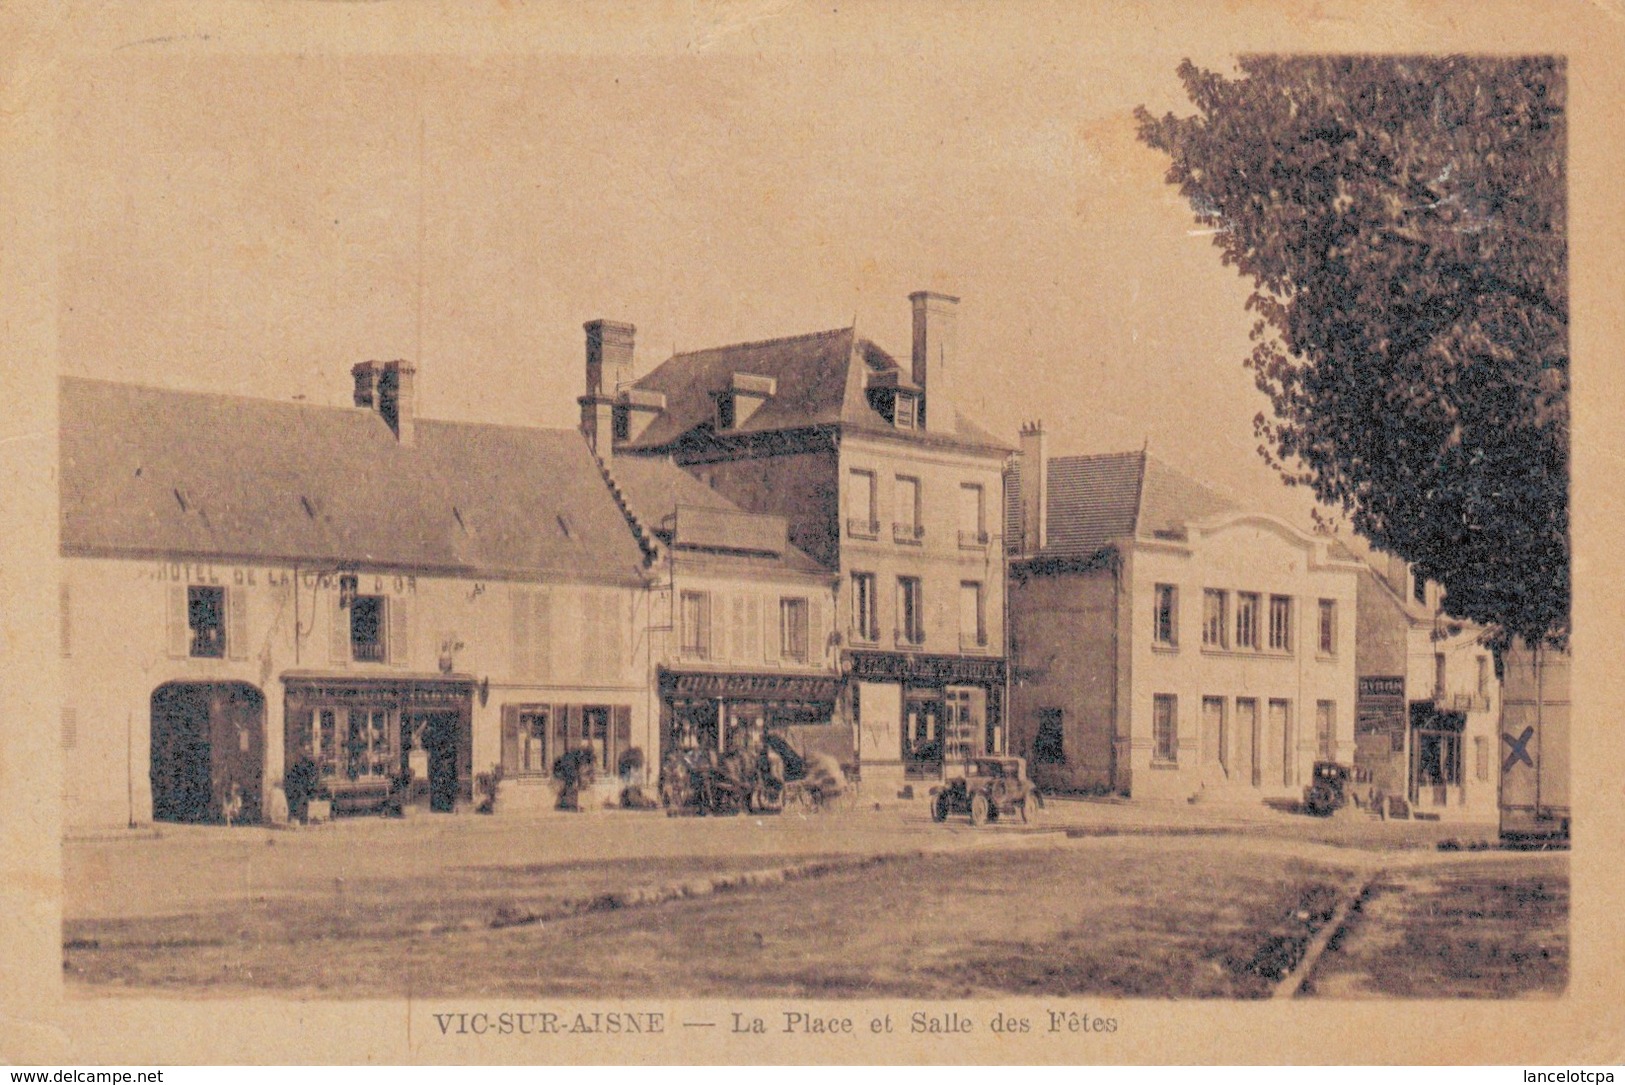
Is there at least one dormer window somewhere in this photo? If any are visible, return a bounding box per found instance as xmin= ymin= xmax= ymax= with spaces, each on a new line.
xmin=714 ymin=373 xmax=775 ymax=432
xmin=894 ymin=392 xmax=918 ymax=430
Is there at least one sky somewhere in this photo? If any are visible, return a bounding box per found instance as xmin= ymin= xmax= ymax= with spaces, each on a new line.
xmin=54 ymin=1 xmax=1592 ymax=531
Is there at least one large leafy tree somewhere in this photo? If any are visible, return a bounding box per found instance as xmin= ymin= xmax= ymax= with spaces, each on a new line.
xmin=1137 ymin=56 xmax=1568 ymax=648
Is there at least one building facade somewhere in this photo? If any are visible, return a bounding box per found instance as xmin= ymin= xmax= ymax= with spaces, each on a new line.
xmin=581 ymin=292 xmax=1013 ymax=794
xmin=1353 ymin=553 xmax=1501 ymax=819
xmin=1006 ymin=428 xmax=1361 ymax=803
xmin=60 ymin=370 xmax=655 ymax=830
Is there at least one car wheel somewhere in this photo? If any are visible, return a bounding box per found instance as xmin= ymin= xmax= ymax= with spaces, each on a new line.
xmin=931 ymin=793 xmax=949 ymax=823
xmin=970 ymin=792 xmax=990 ymax=827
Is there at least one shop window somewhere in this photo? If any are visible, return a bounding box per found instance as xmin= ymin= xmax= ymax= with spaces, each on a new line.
xmin=502 ymin=706 xmax=552 ymax=777
xmin=553 ymin=704 xmax=631 ymax=775
xmin=1034 ymin=708 xmax=1065 ymax=764
xmin=1153 ymin=694 xmax=1178 ymax=764
xmin=897 ymin=576 xmax=924 ymax=645
xmin=188 ymin=585 xmax=227 ymax=658
xmin=851 ymin=572 xmax=879 ymax=642
xmin=1268 ymin=595 xmax=1293 ymax=652
xmin=780 ymin=597 xmax=809 ymax=662
xmin=345 ymin=706 xmax=394 ymax=780
xmin=351 ymin=595 xmax=387 ymax=662
xmin=1202 ymin=590 xmax=1228 ymax=649
xmin=1152 ymin=584 xmax=1178 ymax=647
xmin=680 ymin=591 xmax=711 ymax=659
xmin=1318 ymin=599 xmax=1338 ymax=655
xmin=1235 ymin=592 xmax=1260 ymax=650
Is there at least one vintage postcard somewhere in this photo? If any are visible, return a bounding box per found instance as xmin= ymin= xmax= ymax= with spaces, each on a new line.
xmin=2 ymin=0 xmax=1622 ymax=1067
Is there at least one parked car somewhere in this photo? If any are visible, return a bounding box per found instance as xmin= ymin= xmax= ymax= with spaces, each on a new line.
xmin=930 ymin=756 xmax=1040 ymax=826
xmin=1302 ymin=760 xmax=1363 ymax=816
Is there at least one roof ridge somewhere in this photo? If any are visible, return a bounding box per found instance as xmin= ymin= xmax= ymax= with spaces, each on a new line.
xmin=668 ymin=325 xmax=852 ymax=360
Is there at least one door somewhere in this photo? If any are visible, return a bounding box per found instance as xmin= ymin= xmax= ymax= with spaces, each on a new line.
xmin=151 ymin=683 xmax=212 ymax=822
xmin=1235 ymin=698 xmax=1258 ymax=787
xmin=419 ymin=711 xmax=461 ymax=812
xmin=1201 ymin=697 xmax=1227 ymax=783
xmin=1268 ymin=699 xmax=1291 ymax=787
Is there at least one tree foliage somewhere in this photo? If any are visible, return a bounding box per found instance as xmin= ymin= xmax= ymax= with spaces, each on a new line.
xmin=1136 ymin=56 xmax=1569 ymax=648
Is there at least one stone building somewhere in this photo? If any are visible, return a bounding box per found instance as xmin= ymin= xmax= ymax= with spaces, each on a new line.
xmin=577 ymin=293 xmax=1013 ymax=794
xmin=1353 ymin=552 xmax=1502 ymax=819
xmin=1005 ymin=426 xmax=1361 ymax=802
xmin=59 ymin=368 xmax=654 ymax=830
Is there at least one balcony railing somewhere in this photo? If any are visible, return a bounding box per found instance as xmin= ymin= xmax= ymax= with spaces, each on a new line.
xmin=846 ymin=517 xmax=880 ymax=539
xmin=352 ymin=640 xmax=387 ymax=663
xmin=892 ymin=522 xmax=925 ymax=545
xmin=957 ymin=529 xmax=990 ymax=549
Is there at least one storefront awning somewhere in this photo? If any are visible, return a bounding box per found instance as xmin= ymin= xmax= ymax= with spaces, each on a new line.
xmin=659 ymin=669 xmax=841 ymax=702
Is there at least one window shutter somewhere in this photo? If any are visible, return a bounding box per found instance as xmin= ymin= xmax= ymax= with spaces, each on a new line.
xmin=552 ymin=704 xmax=570 ymax=764
xmin=613 ymin=705 xmax=632 ymax=766
xmin=729 ymin=595 xmax=746 ymax=663
xmin=166 ymin=585 xmax=188 ymax=658
xmin=511 ymin=590 xmax=532 ymax=679
xmin=500 ymin=705 xmax=520 ymax=775
xmin=227 ymin=587 xmax=249 ymax=661
xmin=809 ymin=597 xmax=824 ymax=663
xmin=763 ymin=596 xmax=776 ymax=664
xmin=744 ymin=594 xmax=761 ymax=660
xmin=390 ymin=597 xmax=410 ymax=666
xmin=330 ymin=597 xmax=349 ymax=664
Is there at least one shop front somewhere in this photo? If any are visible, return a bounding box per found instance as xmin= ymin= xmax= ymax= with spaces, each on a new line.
xmin=845 ymin=650 xmax=1006 ymax=784
xmin=1409 ymin=701 xmax=1467 ymax=809
xmin=659 ymin=669 xmax=846 ymax=767
xmin=283 ymin=674 xmax=474 ymax=815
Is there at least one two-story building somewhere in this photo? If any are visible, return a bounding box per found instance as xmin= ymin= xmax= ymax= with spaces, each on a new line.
xmin=589 ymin=446 xmax=844 ymax=769
xmin=577 ymin=293 xmax=1013 ymax=795
xmin=1005 ymin=426 xmax=1362 ymax=803
xmin=60 ymin=367 xmax=654 ymax=830
xmin=1353 ymin=551 xmax=1501 ymax=819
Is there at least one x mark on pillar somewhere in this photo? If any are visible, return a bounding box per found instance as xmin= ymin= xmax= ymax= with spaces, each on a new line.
xmin=1502 ymin=726 xmax=1535 ymax=772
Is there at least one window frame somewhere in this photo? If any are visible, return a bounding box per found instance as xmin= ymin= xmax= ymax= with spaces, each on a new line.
xmin=1235 ymin=591 xmax=1260 ymax=650
xmin=959 ymin=580 xmax=986 ymax=650
xmin=1202 ymin=589 xmax=1229 ymax=649
xmin=897 ymin=575 xmax=925 ymax=646
xmin=779 ymin=596 xmax=810 ymax=663
xmin=1267 ymin=594 xmax=1293 ymax=653
xmin=850 ymin=572 xmax=879 ymax=643
xmin=846 ymin=469 xmax=879 ymax=539
xmin=1152 ymin=694 xmax=1178 ymax=765
xmin=349 ymin=593 xmax=389 ymax=663
xmin=187 ymin=584 xmax=228 ymax=659
xmin=957 ymin=482 xmax=987 ymax=548
xmin=1317 ymin=598 xmax=1338 ymax=656
xmin=1152 ymin=584 xmax=1179 ymax=648
xmin=679 ymin=590 xmax=712 ymax=660
xmin=893 ymin=474 xmax=923 ymax=544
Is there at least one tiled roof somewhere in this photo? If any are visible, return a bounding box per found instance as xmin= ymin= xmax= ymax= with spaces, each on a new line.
xmin=1038 ymin=451 xmax=1239 ymax=558
xmin=598 ymin=454 xmax=827 ymax=575
xmin=620 ymin=327 xmax=1011 ymax=452
xmin=59 ymin=377 xmax=649 ymax=584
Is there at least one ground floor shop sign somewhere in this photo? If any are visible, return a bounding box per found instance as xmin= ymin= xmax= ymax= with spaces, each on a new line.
xmin=1356 ymin=676 xmax=1406 ymax=752
xmin=843 ymin=650 xmax=1006 ymax=686
xmin=659 ymin=671 xmax=842 ymax=702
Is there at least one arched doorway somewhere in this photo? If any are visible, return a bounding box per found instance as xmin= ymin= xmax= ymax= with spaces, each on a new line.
xmin=150 ymin=681 xmax=265 ymax=824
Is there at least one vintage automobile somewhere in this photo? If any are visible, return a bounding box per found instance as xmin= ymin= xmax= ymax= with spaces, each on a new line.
xmin=1302 ymin=760 xmax=1366 ymax=816
xmin=930 ymin=756 xmax=1040 ymax=826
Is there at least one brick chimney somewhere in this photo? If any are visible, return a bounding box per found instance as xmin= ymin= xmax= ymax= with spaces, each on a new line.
xmin=910 ymin=291 xmax=959 ymax=434
xmin=581 ymin=320 xmax=636 ymax=454
xmin=352 ymin=360 xmax=416 ymax=445
xmin=1019 ymin=421 xmax=1047 ymax=553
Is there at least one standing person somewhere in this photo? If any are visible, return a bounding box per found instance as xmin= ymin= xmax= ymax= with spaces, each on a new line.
xmin=285 ymin=741 xmax=319 ymax=824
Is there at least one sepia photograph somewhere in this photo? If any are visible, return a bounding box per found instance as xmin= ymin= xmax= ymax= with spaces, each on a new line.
xmin=3 ymin=0 xmax=1622 ymax=1068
